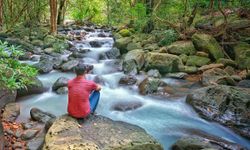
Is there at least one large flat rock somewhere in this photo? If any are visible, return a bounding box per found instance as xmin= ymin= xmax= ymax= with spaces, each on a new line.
xmin=43 ymin=115 xmax=163 ymax=150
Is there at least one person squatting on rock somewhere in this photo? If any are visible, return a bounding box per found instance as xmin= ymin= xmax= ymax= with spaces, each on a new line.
xmin=67 ymin=64 xmax=101 ymax=120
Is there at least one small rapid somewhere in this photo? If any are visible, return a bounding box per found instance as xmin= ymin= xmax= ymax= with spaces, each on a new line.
xmin=17 ymin=28 xmax=250 ymax=149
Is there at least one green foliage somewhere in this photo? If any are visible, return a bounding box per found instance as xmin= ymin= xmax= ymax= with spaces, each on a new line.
xmin=0 ymin=41 xmax=37 ymax=90
xmin=159 ymin=29 xmax=179 ymax=46
xmin=129 ymin=3 xmax=149 ymax=31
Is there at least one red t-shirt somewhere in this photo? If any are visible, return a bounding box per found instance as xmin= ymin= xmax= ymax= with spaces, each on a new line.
xmin=67 ymin=76 xmax=97 ymax=118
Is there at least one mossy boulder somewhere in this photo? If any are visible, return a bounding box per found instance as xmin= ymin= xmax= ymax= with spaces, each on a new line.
xmin=234 ymin=43 xmax=250 ymax=69
xmin=115 ymin=37 xmax=132 ymax=54
xmin=179 ymin=66 xmax=198 ymax=74
xmin=192 ymin=33 xmax=224 ymax=60
xmin=43 ymin=115 xmax=163 ymax=150
xmin=217 ymin=58 xmax=237 ymax=68
xmin=186 ymin=85 xmax=250 ymax=139
xmin=186 ymin=56 xmax=211 ymax=67
xmin=126 ymin=42 xmax=142 ymax=51
xmin=167 ymin=41 xmax=196 ymax=55
xmin=123 ymin=49 xmax=145 ymax=75
xmin=145 ymin=52 xmax=183 ymax=74
xmin=139 ymin=77 xmax=161 ymax=95
xmin=119 ymin=29 xmax=132 ymax=37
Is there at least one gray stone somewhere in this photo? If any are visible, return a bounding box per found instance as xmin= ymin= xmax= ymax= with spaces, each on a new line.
xmin=111 ymin=101 xmax=143 ymax=112
xmin=43 ymin=115 xmax=163 ymax=150
xmin=56 ymin=87 xmax=68 ymax=94
xmin=61 ymin=60 xmax=79 ymax=72
xmin=105 ymin=47 xmax=121 ymax=59
xmin=147 ymin=69 xmax=161 ymax=78
xmin=0 ymin=89 xmax=16 ymax=109
xmin=52 ymin=77 xmax=69 ymax=91
xmin=139 ymin=77 xmax=162 ymax=95
xmin=119 ymin=75 xmax=137 ymax=85
xmin=2 ymin=103 xmax=20 ymax=122
xmin=237 ymin=80 xmax=250 ymax=88
xmin=22 ymin=129 xmax=39 ymax=140
xmin=30 ymin=108 xmax=56 ymax=123
xmin=167 ymin=41 xmax=196 ymax=55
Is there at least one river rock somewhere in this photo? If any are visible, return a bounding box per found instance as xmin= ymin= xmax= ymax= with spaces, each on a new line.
xmin=43 ymin=115 xmax=163 ymax=150
xmin=56 ymin=87 xmax=68 ymax=94
xmin=21 ymin=129 xmax=39 ymax=140
xmin=111 ymin=101 xmax=143 ymax=112
xmin=127 ymin=42 xmax=142 ymax=51
xmin=139 ymin=77 xmax=162 ymax=95
xmin=17 ymin=77 xmax=46 ymax=97
xmin=198 ymin=63 xmax=224 ymax=71
xmin=2 ymin=103 xmax=20 ymax=122
xmin=237 ymin=80 xmax=250 ymax=88
xmin=119 ymin=29 xmax=132 ymax=37
xmin=144 ymin=43 xmax=159 ymax=51
xmin=147 ymin=69 xmax=161 ymax=78
xmin=105 ymin=47 xmax=121 ymax=59
xmin=145 ymin=52 xmax=183 ymax=74
xmin=179 ymin=66 xmax=198 ymax=74
xmin=186 ymin=55 xmax=211 ymax=67
xmin=234 ymin=42 xmax=250 ymax=69
xmin=165 ymin=72 xmax=188 ymax=79
xmin=172 ymin=136 xmax=244 ymax=150
xmin=195 ymin=51 xmax=209 ymax=57
xmin=19 ymin=52 xmax=32 ymax=60
xmin=119 ymin=75 xmax=137 ymax=85
xmin=217 ymin=58 xmax=237 ymax=67
xmin=0 ymin=89 xmax=16 ymax=109
xmin=167 ymin=41 xmax=196 ymax=55
xmin=115 ymin=37 xmax=132 ymax=54
xmin=89 ymin=41 xmax=102 ymax=48
xmin=33 ymin=59 xmax=54 ymax=74
xmin=0 ymin=120 xmax=4 ymax=150
xmin=30 ymin=108 xmax=56 ymax=123
xmin=27 ymin=131 xmax=45 ymax=150
xmin=52 ymin=77 xmax=69 ymax=91
xmin=61 ymin=60 xmax=79 ymax=72
xmin=122 ymin=49 xmax=145 ymax=75
xmin=201 ymin=68 xmax=236 ymax=86
xmin=192 ymin=33 xmax=224 ymax=60
xmin=186 ymin=85 xmax=250 ymax=139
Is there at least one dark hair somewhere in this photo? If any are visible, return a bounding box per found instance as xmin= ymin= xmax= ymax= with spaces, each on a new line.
xmin=74 ymin=64 xmax=86 ymax=76
xmin=74 ymin=64 xmax=94 ymax=76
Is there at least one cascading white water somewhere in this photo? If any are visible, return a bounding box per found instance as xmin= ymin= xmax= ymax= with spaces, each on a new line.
xmin=17 ymin=29 xmax=250 ymax=150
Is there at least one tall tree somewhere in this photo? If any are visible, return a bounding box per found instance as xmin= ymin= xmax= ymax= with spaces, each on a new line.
xmin=50 ymin=0 xmax=57 ymax=34
xmin=0 ymin=0 xmax=3 ymax=30
xmin=57 ymin=0 xmax=66 ymax=25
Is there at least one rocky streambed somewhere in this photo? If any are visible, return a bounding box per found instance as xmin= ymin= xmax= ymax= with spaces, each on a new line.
xmin=0 ymin=21 xmax=250 ymax=150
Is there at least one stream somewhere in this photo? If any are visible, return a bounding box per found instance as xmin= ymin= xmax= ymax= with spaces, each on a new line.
xmin=17 ymin=28 xmax=250 ymax=150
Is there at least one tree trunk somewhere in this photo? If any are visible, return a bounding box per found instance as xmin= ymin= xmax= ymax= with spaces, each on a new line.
xmin=50 ymin=0 xmax=57 ymax=34
xmin=0 ymin=0 xmax=3 ymax=30
xmin=57 ymin=0 xmax=66 ymax=25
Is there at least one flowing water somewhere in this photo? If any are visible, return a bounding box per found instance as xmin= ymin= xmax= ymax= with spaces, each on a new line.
xmin=17 ymin=28 xmax=250 ymax=149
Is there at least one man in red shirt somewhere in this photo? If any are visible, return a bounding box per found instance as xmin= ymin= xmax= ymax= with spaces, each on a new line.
xmin=68 ymin=64 xmax=101 ymax=118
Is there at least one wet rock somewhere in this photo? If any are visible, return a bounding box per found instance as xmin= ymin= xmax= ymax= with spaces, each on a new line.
xmin=53 ymin=57 xmax=64 ymax=69
xmin=147 ymin=69 xmax=161 ymax=78
xmin=186 ymin=55 xmax=211 ymax=67
xmin=19 ymin=52 xmax=32 ymax=60
xmin=115 ymin=37 xmax=132 ymax=54
xmin=93 ymin=76 xmax=105 ymax=85
xmin=22 ymin=122 xmax=36 ymax=130
xmin=192 ymin=33 xmax=224 ymax=60
xmin=127 ymin=42 xmax=142 ymax=51
xmin=45 ymin=118 xmax=56 ymax=131
xmin=71 ymin=51 xmax=87 ymax=58
xmin=43 ymin=115 xmax=163 ymax=150
xmin=61 ymin=60 xmax=79 ymax=72
xmin=165 ymin=72 xmax=188 ymax=79
xmin=21 ymin=129 xmax=39 ymax=140
xmin=27 ymin=131 xmax=45 ymax=150
xmin=33 ymin=59 xmax=54 ymax=74
xmin=89 ymin=41 xmax=102 ymax=48
xmin=119 ymin=75 xmax=137 ymax=85
xmin=119 ymin=29 xmax=132 ymax=37
xmin=17 ymin=77 xmax=46 ymax=97
xmin=172 ymin=136 xmax=244 ymax=150
xmin=44 ymin=47 xmax=55 ymax=54
xmin=167 ymin=41 xmax=196 ymax=55
xmin=179 ymin=66 xmax=198 ymax=74
xmin=105 ymin=47 xmax=121 ymax=59
xmin=2 ymin=103 xmax=20 ymax=122
xmin=30 ymin=108 xmax=56 ymax=123
xmin=195 ymin=51 xmax=209 ymax=57
xmin=0 ymin=89 xmax=16 ymax=109
xmin=139 ymin=77 xmax=162 ymax=95
xmin=52 ymin=77 xmax=69 ymax=91
xmin=56 ymin=87 xmax=68 ymax=94
xmin=237 ymin=80 xmax=250 ymax=88
xmin=234 ymin=42 xmax=250 ymax=69
xmin=198 ymin=63 xmax=224 ymax=72
xmin=145 ymin=52 xmax=183 ymax=74
xmin=217 ymin=58 xmax=237 ymax=67
xmin=202 ymin=68 xmax=236 ymax=86
xmin=112 ymin=101 xmax=143 ymax=112
xmin=186 ymin=85 xmax=250 ymax=139
xmin=123 ymin=49 xmax=145 ymax=75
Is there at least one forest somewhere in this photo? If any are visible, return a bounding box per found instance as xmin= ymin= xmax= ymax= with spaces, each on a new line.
xmin=0 ymin=0 xmax=250 ymax=150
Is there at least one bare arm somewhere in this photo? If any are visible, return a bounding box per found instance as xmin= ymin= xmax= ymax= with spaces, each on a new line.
xmin=96 ymin=84 xmax=102 ymax=91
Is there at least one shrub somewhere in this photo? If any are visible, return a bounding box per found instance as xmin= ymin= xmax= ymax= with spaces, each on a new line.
xmin=159 ymin=29 xmax=179 ymax=46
